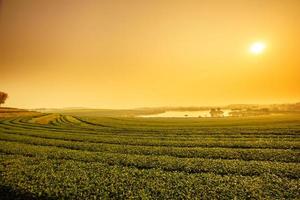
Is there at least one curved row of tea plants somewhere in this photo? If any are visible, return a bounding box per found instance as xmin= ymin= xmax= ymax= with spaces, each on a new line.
xmin=0 ymin=113 xmax=300 ymax=199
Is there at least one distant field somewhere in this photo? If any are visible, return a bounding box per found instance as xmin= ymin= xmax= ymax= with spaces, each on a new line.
xmin=0 ymin=107 xmax=39 ymax=118
xmin=0 ymin=112 xmax=299 ymax=199
xmin=39 ymin=108 xmax=166 ymax=117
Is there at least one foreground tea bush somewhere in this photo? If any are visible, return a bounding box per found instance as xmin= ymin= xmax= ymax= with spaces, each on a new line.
xmin=0 ymin=141 xmax=299 ymax=179
xmin=0 ymin=114 xmax=300 ymax=199
xmin=1 ymin=156 xmax=299 ymax=200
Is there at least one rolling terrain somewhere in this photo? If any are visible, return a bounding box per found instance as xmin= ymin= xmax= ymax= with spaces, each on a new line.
xmin=0 ymin=110 xmax=299 ymax=199
xmin=0 ymin=107 xmax=39 ymax=118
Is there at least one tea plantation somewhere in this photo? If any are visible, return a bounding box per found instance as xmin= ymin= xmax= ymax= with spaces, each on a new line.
xmin=0 ymin=113 xmax=299 ymax=199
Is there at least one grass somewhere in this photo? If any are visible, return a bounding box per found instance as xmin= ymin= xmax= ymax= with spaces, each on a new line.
xmin=0 ymin=111 xmax=299 ymax=199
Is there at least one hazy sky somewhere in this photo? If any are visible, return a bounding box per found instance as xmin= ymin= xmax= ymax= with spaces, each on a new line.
xmin=1 ymin=0 xmax=299 ymax=108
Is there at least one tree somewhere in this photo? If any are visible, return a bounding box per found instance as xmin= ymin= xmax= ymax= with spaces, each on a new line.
xmin=210 ymin=108 xmax=224 ymax=117
xmin=0 ymin=91 xmax=8 ymax=106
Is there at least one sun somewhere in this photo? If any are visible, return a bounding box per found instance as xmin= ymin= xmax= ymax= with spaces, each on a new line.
xmin=250 ymin=42 xmax=266 ymax=54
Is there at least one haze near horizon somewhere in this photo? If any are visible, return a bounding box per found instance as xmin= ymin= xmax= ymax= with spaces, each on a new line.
xmin=1 ymin=0 xmax=300 ymax=109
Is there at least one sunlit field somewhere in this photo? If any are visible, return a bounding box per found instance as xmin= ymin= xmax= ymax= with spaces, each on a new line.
xmin=1 ymin=112 xmax=299 ymax=199
xmin=1 ymin=0 xmax=300 ymax=199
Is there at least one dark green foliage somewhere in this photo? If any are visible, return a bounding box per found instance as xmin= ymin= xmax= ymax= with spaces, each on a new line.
xmin=0 ymin=92 xmax=8 ymax=106
xmin=0 ymin=114 xmax=299 ymax=199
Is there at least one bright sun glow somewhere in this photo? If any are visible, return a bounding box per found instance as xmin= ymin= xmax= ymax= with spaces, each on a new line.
xmin=250 ymin=42 xmax=266 ymax=54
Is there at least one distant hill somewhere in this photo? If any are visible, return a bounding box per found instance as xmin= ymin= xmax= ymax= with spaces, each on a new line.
xmin=0 ymin=107 xmax=40 ymax=118
xmin=227 ymin=102 xmax=300 ymax=112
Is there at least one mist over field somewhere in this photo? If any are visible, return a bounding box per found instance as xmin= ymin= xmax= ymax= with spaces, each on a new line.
xmin=1 ymin=0 xmax=300 ymax=199
xmin=1 ymin=0 xmax=300 ymax=109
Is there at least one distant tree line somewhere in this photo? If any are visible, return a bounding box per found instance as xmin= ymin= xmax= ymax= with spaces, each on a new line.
xmin=209 ymin=108 xmax=224 ymax=117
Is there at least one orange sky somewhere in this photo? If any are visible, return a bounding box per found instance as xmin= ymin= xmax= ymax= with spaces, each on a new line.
xmin=0 ymin=0 xmax=299 ymax=109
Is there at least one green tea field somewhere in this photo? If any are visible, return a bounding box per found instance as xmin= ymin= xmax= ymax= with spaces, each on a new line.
xmin=0 ymin=113 xmax=299 ymax=199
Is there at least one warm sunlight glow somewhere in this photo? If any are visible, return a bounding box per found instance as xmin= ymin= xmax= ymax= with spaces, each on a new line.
xmin=250 ymin=42 xmax=266 ymax=54
xmin=1 ymin=1 xmax=299 ymax=108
